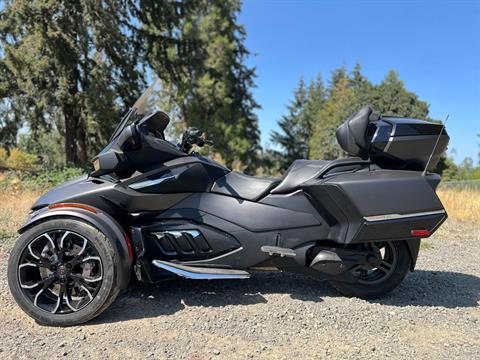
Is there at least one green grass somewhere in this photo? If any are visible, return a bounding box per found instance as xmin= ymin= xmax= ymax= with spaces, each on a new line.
xmin=420 ymin=240 xmax=434 ymax=250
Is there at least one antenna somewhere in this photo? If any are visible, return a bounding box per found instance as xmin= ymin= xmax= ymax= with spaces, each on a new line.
xmin=422 ymin=114 xmax=449 ymax=176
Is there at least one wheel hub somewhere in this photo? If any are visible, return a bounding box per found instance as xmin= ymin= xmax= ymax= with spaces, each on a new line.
xmin=351 ymin=241 xmax=398 ymax=285
xmin=57 ymin=265 xmax=67 ymax=277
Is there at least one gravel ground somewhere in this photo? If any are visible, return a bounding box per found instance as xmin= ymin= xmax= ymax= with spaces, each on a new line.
xmin=0 ymin=219 xmax=479 ymax=360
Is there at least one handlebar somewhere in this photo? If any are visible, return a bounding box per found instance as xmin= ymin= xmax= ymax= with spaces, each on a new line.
xmin=179 ymin=127 xmax=213 ymax=153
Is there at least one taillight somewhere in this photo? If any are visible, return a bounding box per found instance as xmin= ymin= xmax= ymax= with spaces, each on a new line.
xmin=411 ymin=229 xmax=431 ymax=237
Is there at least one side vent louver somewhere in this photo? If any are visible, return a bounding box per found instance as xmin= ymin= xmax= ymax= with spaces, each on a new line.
xmin=153 ymin=230 xmax=212 ymax=257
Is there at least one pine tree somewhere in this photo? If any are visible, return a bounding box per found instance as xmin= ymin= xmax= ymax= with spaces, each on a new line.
xmin=371 ymin=70 xmax=429 ymax=118
xmin=329 ymin=66 xmax=348 ymax=91
xmin=309 ymin=70 xmax=358 ymax=160
xmin=270 ymin=78 xmax=309 ymax=170
xmin=0 ymin=60 xmax=21 ymax=149
xmin=135 ymin=0 xmax=260 ymax=171
xmin=304 ymin=74 xmax=326 ymax=148
xmin=269 ymin=75 xmax=326 ymax=171
xmin=350 ymin=63 xmax=375 ymax=106
xmin=0 ymin=0 xmax=144 ymax=166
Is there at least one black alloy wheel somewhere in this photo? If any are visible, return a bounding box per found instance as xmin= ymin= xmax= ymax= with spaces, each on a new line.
xmin=8 ymin=219 xmax=122 ymax=326
xmin=17 ymin=229 xmax=103 ymax=314
xmin=351 ymin=241 xmax=398 ymax=285
xmin=329 ymin=240 xmax=411 ymax=299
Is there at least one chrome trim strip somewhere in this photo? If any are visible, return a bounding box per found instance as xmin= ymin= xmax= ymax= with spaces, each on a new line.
xmin=181 ymin=247 xmax=244 ymax=264
xmin=129 ymin=175 xmax=176 ymax=190
xmin=383 ymin=136 xmax=394 ymax=152
xmin=153 ymin=230 xmax=201 ymax=239
xmin=151 ymin=260 xmax=250 ymax=280
xmin=364 ymin=210 xmax=446 ymax=222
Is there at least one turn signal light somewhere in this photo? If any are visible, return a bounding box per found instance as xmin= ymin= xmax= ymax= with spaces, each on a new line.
xmin=411 ymin=229 xmax=431 ymax=237
xmin=93 ymin=158 xmax=100 ymax=171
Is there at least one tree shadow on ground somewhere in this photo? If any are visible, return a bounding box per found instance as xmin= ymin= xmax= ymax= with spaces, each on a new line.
xmin=93 ymin=269 xmax=479 ymax=325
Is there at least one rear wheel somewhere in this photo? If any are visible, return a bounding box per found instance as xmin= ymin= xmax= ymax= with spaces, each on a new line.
xmin=8 ymin=219 xmax=121 ymax=326
xmin=329 ymin=241 xmax=411 ymax=299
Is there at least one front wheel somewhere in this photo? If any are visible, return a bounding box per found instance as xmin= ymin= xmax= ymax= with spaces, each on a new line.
xmin=329 ymin=240 xmax=411 ymax=299
xmin=8 ymin=219 xmax=121 ymax=326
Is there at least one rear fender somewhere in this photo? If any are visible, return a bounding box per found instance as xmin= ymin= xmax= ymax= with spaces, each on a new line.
xmin=18 ymin=206 xmax=132 ymax=290
xmin=406 ymin=238 xmax=421 ymax=271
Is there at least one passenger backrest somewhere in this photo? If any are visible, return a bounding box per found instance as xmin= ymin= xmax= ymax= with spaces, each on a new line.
xmin=336 ymin=106 xmax=379 ymax=157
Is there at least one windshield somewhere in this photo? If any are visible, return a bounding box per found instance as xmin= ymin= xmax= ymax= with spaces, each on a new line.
xmin=109 ymin=79 xmax=184 ymax=142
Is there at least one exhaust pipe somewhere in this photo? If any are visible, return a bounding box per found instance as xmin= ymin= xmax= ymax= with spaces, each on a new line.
xmin=310 ymin=247 xmax=380 ymax=279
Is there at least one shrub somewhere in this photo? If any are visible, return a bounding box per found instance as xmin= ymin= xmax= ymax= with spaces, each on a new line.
xmin=0 ymin=148 xmax=7 ymax=167
xmin=23 ymin=167 xmax=85 ymax=190
xmin=0 ymin=167 xmax=85 ymax=192
xmin=5 ymin=148 xmax=39 ymax=171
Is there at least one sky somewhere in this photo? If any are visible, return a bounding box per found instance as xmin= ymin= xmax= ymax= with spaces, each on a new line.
xmin=239 ymin=0 xmax=480 ymax=164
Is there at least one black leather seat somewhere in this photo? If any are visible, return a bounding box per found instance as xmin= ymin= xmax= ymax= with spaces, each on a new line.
xmin=270 ymin=160 xmax=330 ymax=194
xmin=211 ymin=172 xmax=280 ymax=201
xmin=212 ymin=106 xmax=377 ymax=200
xmin=269 ymin=108 xmax=378 ymax=195
xmin=270 ymin=157 xmax=371 ymax=194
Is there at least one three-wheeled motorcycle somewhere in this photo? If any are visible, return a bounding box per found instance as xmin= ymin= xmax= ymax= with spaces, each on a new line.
xmin=8 ymin=81 xmax=449 ymax=326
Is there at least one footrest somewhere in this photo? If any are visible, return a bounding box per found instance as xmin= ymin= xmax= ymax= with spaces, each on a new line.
xmin=261 ymin=246 xmax=296 ymax=258
xmin=152 ymin=260 xmax=250 ymax=280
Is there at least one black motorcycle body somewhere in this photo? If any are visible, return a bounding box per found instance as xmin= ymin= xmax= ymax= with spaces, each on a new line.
xmin=8 ymin=86 xmax=449 ymax=325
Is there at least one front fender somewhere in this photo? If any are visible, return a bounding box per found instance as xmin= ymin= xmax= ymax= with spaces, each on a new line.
xmin=19 ymin=206 xmax=132 ymax=290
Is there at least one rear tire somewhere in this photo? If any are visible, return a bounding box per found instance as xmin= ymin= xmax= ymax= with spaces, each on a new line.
xmin=329 ymin=240 xmax=411 ymax=299
xmin=8 ymin=219 xmax=121 ymax=326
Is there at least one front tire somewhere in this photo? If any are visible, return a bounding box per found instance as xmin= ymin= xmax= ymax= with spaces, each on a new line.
xmin=8 ymin=219 xmax=121 ymax=326
xmin=329 ymin=240 xmax=411 ymax=299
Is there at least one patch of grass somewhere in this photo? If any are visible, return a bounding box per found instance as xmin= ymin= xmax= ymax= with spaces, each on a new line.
xmin=437 ymin=189 xmax=480 ymax=223
xmin=0 ymin=188 xmax=40 ymax=249
xmin=0 ymin=229 xmax=12 ymax=241
xmin=420 ymin=240 xmax=434 ymax=250
xmin=0 ymin=168 xmax=84 ymax=249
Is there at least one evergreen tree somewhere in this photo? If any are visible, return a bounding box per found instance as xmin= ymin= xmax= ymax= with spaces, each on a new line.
xmin=349 ymin=63 xmax=374 ymax=106
xmin=0 ymin=0 xmax=261 ymax=170
xmin=269 ymin=75 xmax=326 ymax=171
xmin=0 ymin=42 xmax=29 ymax=149
xmin=371 ymin=70 xmax=429 ymax=118
xmin=307 ymin=66 xmax=434 ymax=160
xmin=435 ymin=155 xmax=458 ymax=180
xmin=270 ymin=78 xmax=309 ymax=170
xmin=309 ymin=70 xmax=358 ymax=160
xmin=135 ymin=0 xmax=260 ymax=171
xmin=304 ymin=74 xmax=326 ymax=141
xmin=329 ymin=66 xmax=348 ymax=91
xmin=0 ymin=0 xmax=144 ymax=166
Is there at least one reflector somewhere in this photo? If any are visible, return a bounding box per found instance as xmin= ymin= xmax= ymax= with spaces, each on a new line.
xmin=48 ymin=203 xmax=97 ymax=213
xmin=411 ymin=229 xmax=431 ymax=237
xmin=124 ymin=232 xmax=133 ymax=258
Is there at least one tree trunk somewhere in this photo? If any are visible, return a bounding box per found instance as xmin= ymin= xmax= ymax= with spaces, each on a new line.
xmin=77 ymin=119 xmax=88 ymax=165
xmin=63 ymin=105 xmax=80 ymax=166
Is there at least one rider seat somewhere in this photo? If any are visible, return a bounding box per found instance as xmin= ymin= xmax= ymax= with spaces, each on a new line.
xmin=212 ymin=157 xmax=371 ymax=201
